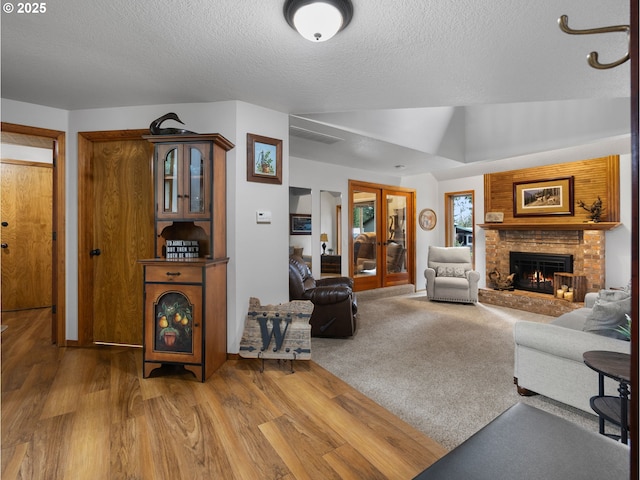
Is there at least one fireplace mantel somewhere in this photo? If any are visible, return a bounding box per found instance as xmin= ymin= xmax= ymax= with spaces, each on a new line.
xmin=478 ymin=222 xmax=620 ymax=231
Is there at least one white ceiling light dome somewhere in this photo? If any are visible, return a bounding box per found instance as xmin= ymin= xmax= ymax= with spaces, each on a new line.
xmin=284 ymin=0 xmax=354 ymax=42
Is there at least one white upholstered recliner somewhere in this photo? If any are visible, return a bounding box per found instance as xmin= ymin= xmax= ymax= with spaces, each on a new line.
xmin=424 ymin=246 xmax=480 ymax=303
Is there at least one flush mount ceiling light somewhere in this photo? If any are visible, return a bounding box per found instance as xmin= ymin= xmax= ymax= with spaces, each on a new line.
xmin=284 ymin=0 xmax=353 ymax=42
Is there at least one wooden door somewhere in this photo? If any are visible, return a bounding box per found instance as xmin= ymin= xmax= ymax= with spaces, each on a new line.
xmin=0 ymin=161 xmax=53 ymax=311
xmin=382 ymin=189 xmax=414 ymax=287
xmin=83 ymin=136 xmax=154 ymax=346
xmin=351 ymin=184 xmax=382 ymax=291
xmin=350 ymin=180 xmax=415 ymax=292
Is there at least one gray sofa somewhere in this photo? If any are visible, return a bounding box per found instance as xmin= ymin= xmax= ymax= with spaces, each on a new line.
xmin=514 ymin=290 xmax=631 ymax=413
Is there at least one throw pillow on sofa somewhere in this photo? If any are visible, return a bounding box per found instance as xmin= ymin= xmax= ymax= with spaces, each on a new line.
xmin=583 ymin=290 xmax=631 ymax=340
xmin=436 ymin=266 xmax=466 ymax=277
xmin=596 ymin=289 xmax=630 ymax=303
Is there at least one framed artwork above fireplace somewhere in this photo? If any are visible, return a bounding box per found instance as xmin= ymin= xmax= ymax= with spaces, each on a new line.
xmin=513 ymin=177 xmax=574 ymax=217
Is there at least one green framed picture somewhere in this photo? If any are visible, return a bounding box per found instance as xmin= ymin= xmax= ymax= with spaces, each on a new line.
xmin=247 ymin=133 xmax=282 ymax=185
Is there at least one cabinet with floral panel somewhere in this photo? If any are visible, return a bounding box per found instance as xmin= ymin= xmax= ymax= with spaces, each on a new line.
xmin=140 ymin=133 xmax=233 ymax=381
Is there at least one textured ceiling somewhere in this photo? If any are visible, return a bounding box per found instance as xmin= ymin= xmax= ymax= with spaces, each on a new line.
xmin=1 ymin=0 xmax=633 ymax=176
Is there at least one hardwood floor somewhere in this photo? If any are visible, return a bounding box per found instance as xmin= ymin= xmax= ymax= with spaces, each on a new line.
xmin=1 ymin=309 xmax=446 ymax=479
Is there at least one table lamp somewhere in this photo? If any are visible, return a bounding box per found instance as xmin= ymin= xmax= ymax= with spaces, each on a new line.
xmin=320 ymin=233 xmax=329 ymax=255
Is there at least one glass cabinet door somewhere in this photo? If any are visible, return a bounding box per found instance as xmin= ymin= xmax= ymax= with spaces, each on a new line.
xmin=161 ymin=147 xmax=179 ymax=214
xmin=187 ymin=146 xmax=204 ymax=214
xmin=156 ymin=142 xmax=210 ymax=220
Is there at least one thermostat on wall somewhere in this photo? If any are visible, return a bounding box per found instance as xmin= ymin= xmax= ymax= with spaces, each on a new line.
xmin=256 ymin=211 xmax=272 ymax=223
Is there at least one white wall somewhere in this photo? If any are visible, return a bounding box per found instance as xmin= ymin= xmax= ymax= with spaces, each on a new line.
xmin=406 ymin=153 xmax=633 ymax=291
xmin=465 ymin=98 xmax=630 ymax=163
xmin=68 ymin=101 xmax=291 ymax=354
xmin=1 ymin=99 xmax=69 ymax=131
xmin=289 ymin=189 xmax=313 ymax=257
xmin=0 ymin=98 xmax=290 ymax=353
xmin=1 ymin=144 xmax=53 ymax=163
xmin=320 ymin=190 xmax=341 ymax=255
xmin=2 ymin=97 xmax=632 ymax=351
xmin=289 ymin=156 xmax=400 ymax=278
xmin=401 ymin=173 xmax=440 ymax=289
xmin=606 ymin=153 xmax=632 ymax=288
xmin=229 ymin=102 xmax=290 ymax=353
xmin=2 ymin=99 xmax=72 ymax=336
xmin=68 ymin=102 xmax=239 ymax=343
xmin=432 ymin=175 xmax=486 ymax=289
xmin=67 ymin=100 xmax=290 ymax=353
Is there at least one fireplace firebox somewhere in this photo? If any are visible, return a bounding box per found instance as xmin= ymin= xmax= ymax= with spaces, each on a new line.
xmin=509 ymin=252 xmax=573 ymax=295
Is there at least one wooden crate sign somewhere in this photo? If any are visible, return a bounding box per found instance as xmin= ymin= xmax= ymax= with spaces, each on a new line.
xmin=239 ymin=298 xmax=312 ymax=361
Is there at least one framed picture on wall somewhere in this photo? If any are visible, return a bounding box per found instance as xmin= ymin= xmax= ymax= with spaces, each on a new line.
xmin=247 ymin=133 xmax=283 ymax=185
xmin=513 ymin=177 xmax=574 ymax=216
xmin=290 ymin=214 xmax=312 ymax=235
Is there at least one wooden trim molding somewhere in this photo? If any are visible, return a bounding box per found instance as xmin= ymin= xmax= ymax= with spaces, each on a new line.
xmin=77 ymin=133 xmax=95 ymax=346
xmin=628 ymin=1 xmax=639 ymax=476
xmin=1 ymin=122 xmax=66 ymax=346
xmin=444 ymin=190 xmax=475 ymax=268
xmin=0 ymin=159 xmax=54 ymax=168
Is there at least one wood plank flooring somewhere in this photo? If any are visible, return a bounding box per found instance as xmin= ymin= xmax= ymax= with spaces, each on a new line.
xmin=1 ymin=309 xmax=446 ymax=479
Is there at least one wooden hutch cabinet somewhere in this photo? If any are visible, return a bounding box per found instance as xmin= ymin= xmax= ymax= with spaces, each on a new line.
xmin=139 ymin=134 xmax=234 ymax=381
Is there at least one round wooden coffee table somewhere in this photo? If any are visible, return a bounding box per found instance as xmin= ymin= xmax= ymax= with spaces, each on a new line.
xmin=583 ymin=350 xmax=631 ymax=443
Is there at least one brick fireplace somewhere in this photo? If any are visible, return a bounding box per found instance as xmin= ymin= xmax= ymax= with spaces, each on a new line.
xmin=479 ymin=155 xmax=621 ymax=314
xmin=485 ymin=229 xmax=606 ymax=292
xmin=480 ymin=228 xmax=607 ymax=315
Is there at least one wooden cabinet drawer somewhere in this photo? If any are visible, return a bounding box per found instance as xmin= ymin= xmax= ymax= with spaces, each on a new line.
xmin=145 ymin=265 xmax=203 ymax=284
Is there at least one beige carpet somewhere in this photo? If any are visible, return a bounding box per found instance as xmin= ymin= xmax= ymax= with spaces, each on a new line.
xmin=312 ymin=292 xmax=599 ymax=451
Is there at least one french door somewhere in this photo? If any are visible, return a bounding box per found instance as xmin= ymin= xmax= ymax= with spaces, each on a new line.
xmin=349 ymin=180 xmax=415 ymax=291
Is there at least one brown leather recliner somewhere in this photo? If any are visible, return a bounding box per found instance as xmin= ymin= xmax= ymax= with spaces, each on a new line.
xmin=289 ymin=255 xmax=357 ymax=337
